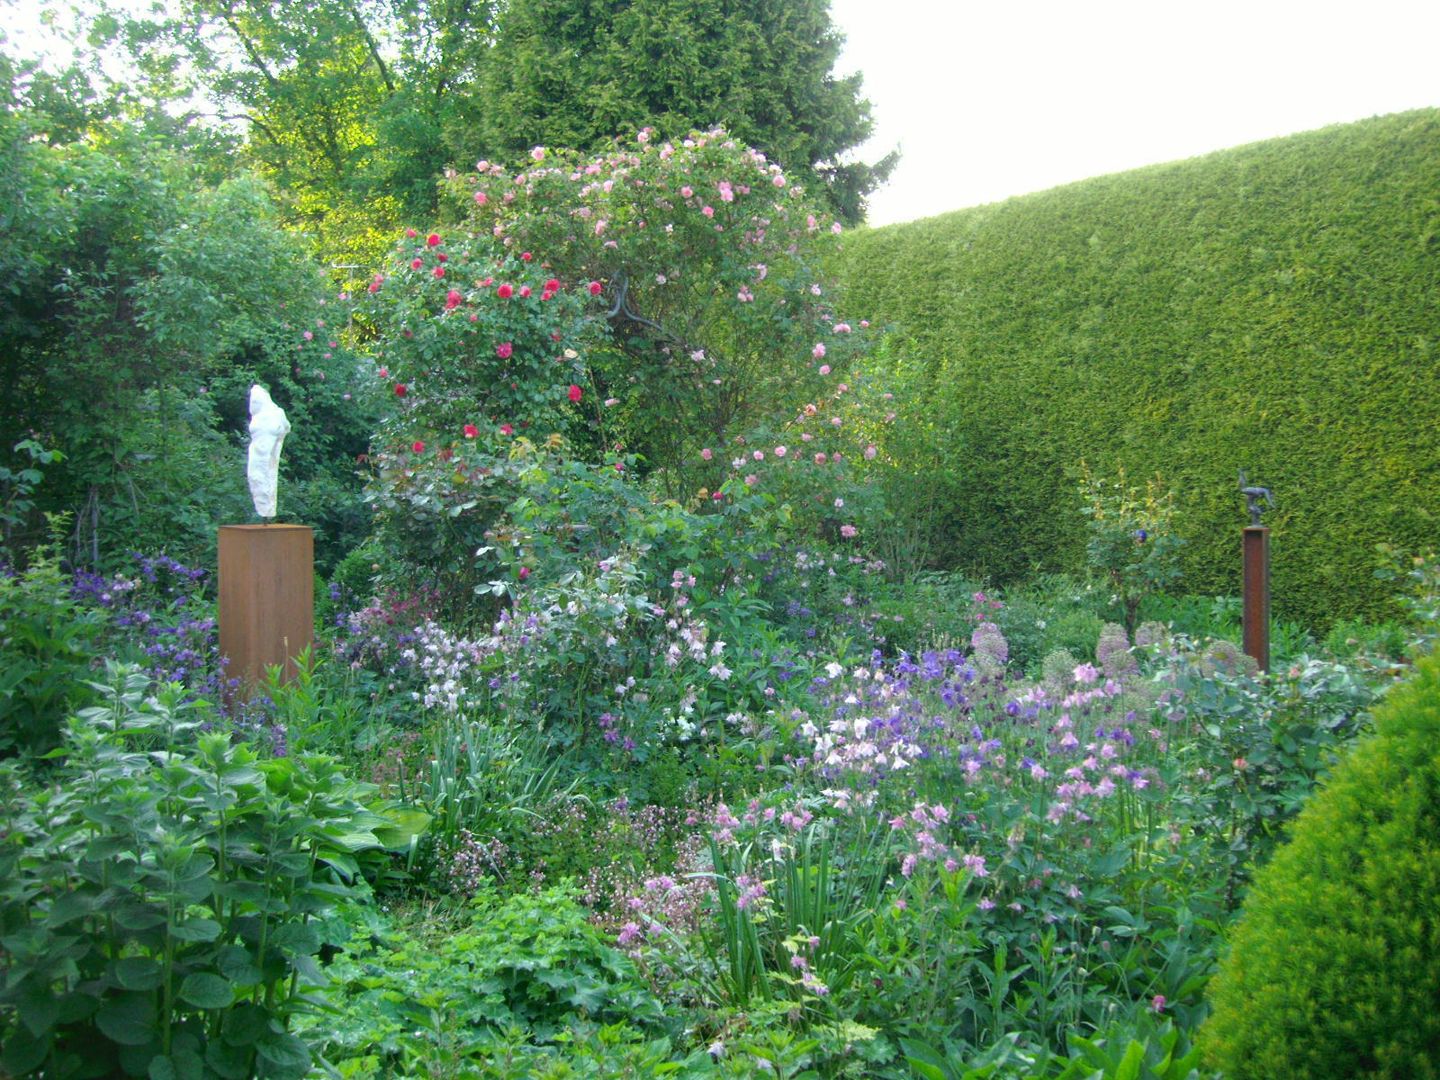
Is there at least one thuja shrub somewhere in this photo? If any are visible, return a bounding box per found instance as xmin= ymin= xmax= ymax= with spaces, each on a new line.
xmin=1201 ymin=646 xmax=1440 ymax=1079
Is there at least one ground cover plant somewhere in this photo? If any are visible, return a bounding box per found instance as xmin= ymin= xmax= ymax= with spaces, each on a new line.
xmin=4 ymin=105 xmax=1438 ymax=1080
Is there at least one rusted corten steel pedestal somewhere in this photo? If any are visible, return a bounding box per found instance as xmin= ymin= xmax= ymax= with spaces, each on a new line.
xmin=1242 ymin=526 xmax=1270 ymax=673
xmin=219 ymin=525 xmax=314 ymax=692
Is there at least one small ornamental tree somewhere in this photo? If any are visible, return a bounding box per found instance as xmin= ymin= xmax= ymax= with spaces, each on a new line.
xmin=1078 ymin=463 xmax=1184 ymax=636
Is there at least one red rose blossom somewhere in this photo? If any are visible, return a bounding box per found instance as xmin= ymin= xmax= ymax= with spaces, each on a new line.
xmin=426 ymin=233 xmax=441 ymax=247
xmin=496 ymin=341 xmax=513 ymax=359
xmin=411 ymin=440 xmax=425 ymax=453
xmin=463 ymin=424 xmax=479 ymax=438
xmin=394 ymin=383 xmax=407 ymax=397
xmin=497 ymin=283 xmax=513 ymax=299
xmin=568 ymin=384 xmax=583 ymax=403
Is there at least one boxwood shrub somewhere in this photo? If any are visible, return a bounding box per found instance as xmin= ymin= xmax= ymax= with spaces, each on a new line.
xmin=1200 ymin=646 xmax=1440 ymax=1078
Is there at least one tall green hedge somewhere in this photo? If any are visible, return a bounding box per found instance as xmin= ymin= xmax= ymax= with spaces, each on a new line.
xmin=837 ymin=109 xmax=1440 ymax=625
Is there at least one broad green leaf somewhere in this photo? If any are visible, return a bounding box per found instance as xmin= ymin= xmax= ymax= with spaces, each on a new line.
xmin=96 ymin=991 xmax=158 ymax=1046
xmin=0 ymin=1024 xmax=50 ymax=1074
xmin=254 ymin=1031 xmax=311 ymax=1079
xmin=114 ymin=956 xmax=165 ymax=991
xmin=169 ymin=917 xmax=222 ymax=942
xmin=215 ymin=945 xmax=263 ymax=987
xmin=179 ymin=971 xmax=235 ymax=1009
xmin=221 ymin=1003 xmax=270 ymax=1047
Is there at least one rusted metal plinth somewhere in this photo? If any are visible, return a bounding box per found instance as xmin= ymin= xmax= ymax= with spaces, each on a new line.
xmin=219 ymin=524 xmax=314 ymax=692
xmin=1242 ymin=526 xmax=1270 ymax=673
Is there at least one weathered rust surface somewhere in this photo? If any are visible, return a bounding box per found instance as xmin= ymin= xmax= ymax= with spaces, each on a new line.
xmin=1242 ymin=526 xmax=1270 ymax=673
xmin=219 ymin=525 xmax=314 ymax=693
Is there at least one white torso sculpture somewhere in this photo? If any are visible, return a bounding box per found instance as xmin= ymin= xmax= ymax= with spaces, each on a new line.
xmin=246 ymin=385 xmax=290 ymax=519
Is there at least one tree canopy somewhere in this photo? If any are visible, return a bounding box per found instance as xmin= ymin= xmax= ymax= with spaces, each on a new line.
xmin=59 ymin=0 xmax=891 ymax=251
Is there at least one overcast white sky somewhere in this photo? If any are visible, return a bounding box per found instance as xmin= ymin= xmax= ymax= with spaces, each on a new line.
xmin=829 ymin=0 xmax=1440 ymax=226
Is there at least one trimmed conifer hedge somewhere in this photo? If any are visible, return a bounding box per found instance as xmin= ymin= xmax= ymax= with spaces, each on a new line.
xmin=837 ymin=109 xmax=1440 ymax=625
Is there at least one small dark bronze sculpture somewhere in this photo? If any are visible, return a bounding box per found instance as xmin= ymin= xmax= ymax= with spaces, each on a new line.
xmin=1239 ymin=470 xmax=1273 ymax=528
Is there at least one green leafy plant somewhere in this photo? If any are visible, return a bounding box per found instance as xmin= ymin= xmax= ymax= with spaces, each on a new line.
xmin=0 ymin=525 xmax=105 ymax=758
xmin=0 ymin=664 xmax=395 ymax=1078
xmin=0 ymin=439 xmax=63 ymax=549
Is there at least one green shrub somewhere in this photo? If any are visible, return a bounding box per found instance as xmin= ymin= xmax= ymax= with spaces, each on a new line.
xmin=0 ymin=535 xmax=104 ymax=758
xmin=1201 ymin=647 xmax=1440 ymax=1078
xmin=837 ymin=109 xmax=1440 ymax=627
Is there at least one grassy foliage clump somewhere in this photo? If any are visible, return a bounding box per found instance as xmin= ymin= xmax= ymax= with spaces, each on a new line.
xmin=1202 ymin=647 xmax=1440 ymax=1078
